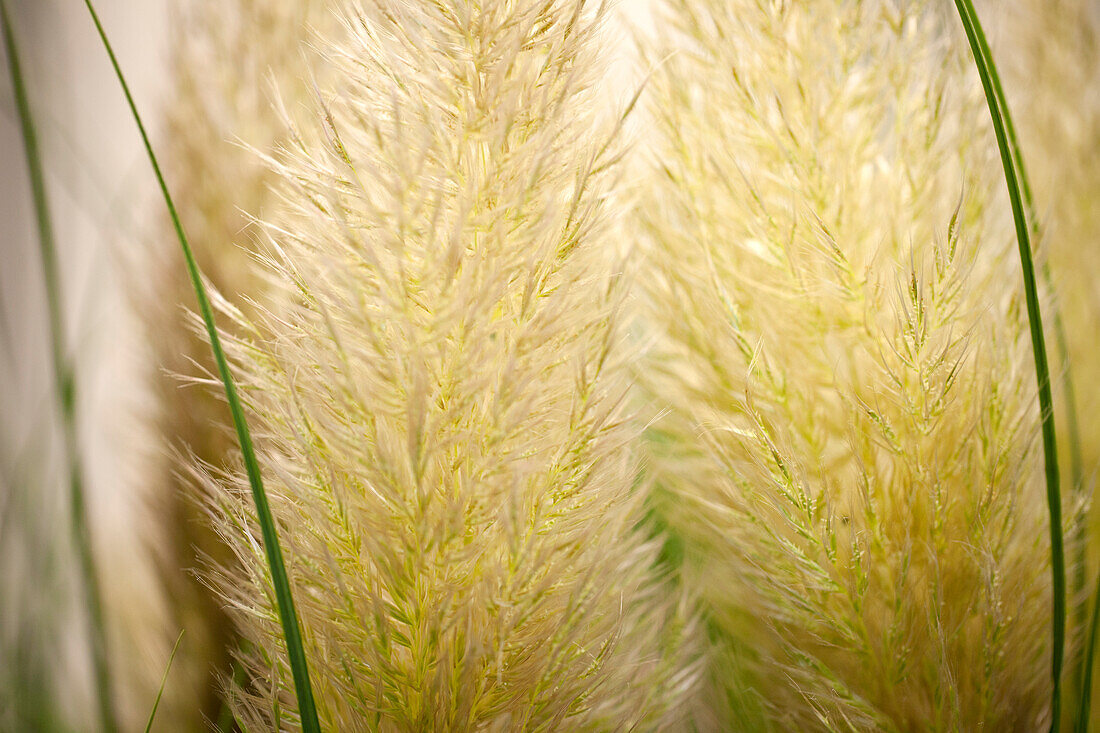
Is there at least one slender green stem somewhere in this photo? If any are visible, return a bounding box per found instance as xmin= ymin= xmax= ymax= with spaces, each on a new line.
xmin=951 ymin=0 xmax=1081 ymax=493
xmin=0 ymin=3 xmax=118 ymax=730
xmin=1063 ymin=311 xmax=1090 ymax=721
xmin=968 ymin=0 xmax=1086 ymax=514
xmin=951 ymin=2 xmax=1064 ymax=730
xmin=1080 ymin=590 xmax=1100 ymax=733
xmin=82 ymin=3 xmax=321 ymax=730
xmin=953 ymin=0 xmax=1089 ymax=717
xmin=144 ymin=630 xmax=185 ymax=733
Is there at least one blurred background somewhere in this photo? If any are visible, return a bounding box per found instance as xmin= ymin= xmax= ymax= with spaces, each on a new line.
xmin=0 ymin=0 xmax=171 ymax=728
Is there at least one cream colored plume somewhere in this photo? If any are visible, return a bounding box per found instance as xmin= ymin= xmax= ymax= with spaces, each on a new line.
xmin=204 ymin=0 xmax=696 ymax=729
xmin=637 ymin=0 xmax=1055 ymax=728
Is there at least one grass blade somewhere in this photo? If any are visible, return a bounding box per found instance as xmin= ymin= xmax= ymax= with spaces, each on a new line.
xmin=81 ymin=2 xmax=321 ymax=730
xmin=144 ymin=630 xmax=184 ymax=733
xmin=1080 ymin=591 xmax=1100 ymax=732
xmin=0 ymin=3 xmax=118 ymax=730
xmin=949 ymin=0 xmax=1088 ymax=717
xmin=951 ymin=1 xmax=1065 ymax=729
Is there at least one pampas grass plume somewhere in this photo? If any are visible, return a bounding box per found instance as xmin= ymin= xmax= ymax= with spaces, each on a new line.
xmin=636 ymin=0 xmax=1058 ymax=728
xmin=201 ymin=0 xmax=697 ymax=728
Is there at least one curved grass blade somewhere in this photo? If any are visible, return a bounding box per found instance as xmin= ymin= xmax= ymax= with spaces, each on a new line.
xmin=950 ymin=0 xmax=1089 ymax=718
xmin=81 ymin=3 xmax=321 ymax=730
xmin=144 ymin=630 xmax=184 ymax=733
xmin=951 ymin=1 xmax=1065 ymax=729
xmin=1080 ymin=591 xmax=1100 ymax=733
xmin=960 ymin=0 xmax=1086 ymax=520
xmin=0 ymin=2 xmax=118 ymax=730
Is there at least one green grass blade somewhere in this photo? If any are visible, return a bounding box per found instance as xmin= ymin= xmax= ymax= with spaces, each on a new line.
xmin=1079 ymin=593 xmax=1100 ymax=733
xmin=0 ymin=3 xmax=118 ymax=730
xmin=144 ymin=630 xmax=184 ymax=733
xmin=951 ymin=2 xmax=1065 ymax=730
xmin=963 ymin=0 xmax=1086 ymax=511
xmin=81 ymin=3 xmax=321 ymax=730
xmin=953 ymin=0 xmax=1088 ymax=711
xmin=1065 ymin=318 xmax=1090 ymax=720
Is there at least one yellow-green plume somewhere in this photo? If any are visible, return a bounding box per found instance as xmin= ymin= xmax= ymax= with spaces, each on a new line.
xmin=203 ymin=0 xmax=696 ymax=728
xmin=637 ymin=0 xmax=1055 ymax=728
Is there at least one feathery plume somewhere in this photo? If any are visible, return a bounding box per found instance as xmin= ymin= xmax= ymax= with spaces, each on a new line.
xmin=204 ymin=0 xmax=695 ymax=728
xmin=637 ymin=0 xmax=1056 ymax=728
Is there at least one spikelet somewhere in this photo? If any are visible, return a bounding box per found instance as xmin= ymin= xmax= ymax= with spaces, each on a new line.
xmin=140 ymin=0 xmax=340 ymax=726
xmin=204 ymin=0 xmax=695 ymax=728
xmin=637 ymin=0 xmax=1053 ymax=728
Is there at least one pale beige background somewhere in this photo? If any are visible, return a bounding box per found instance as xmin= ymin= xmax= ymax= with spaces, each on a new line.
xmin=0 ymin=0 xmax=172 ymax=727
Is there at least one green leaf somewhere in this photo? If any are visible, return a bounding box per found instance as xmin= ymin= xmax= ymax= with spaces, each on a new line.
xmin=950 ymin=1 xmax=1065 ymax=730
xmin=144 ymin=630 xmax=185 ymax=733
xmin=81 ymin=2 xmax=321 ymax=730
